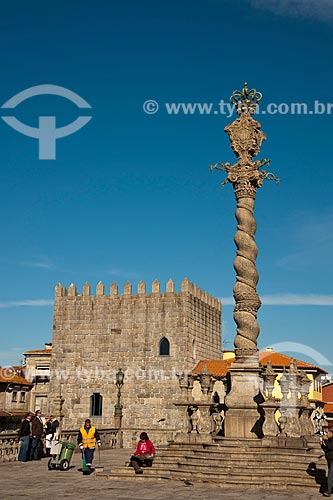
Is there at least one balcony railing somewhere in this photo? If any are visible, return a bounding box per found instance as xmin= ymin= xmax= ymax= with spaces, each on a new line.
xmin=0 ymin=433 xmax=19 ymax=462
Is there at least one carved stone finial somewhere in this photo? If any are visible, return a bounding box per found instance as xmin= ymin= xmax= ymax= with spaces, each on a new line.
xmin=289 ymin=358 xmax=299 ymax=374
xmin=230 ymin=81 xmax=263 ymax=115
xmin=265 ymin=359 xmax=276 ymax=376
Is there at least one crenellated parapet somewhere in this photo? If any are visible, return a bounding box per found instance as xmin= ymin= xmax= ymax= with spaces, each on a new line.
xmin=54 ymin=277 xmax=221 ymax=310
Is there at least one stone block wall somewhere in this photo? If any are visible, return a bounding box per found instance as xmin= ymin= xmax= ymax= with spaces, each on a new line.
xmin=49 ymin=278 xmax=221 ymax=442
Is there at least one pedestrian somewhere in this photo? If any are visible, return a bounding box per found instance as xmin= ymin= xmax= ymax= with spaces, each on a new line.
xmin=50 ymin=415 xmax=59 ymax=438
xmin=30 ymin=410 xmax=44 ymax=461
xmin=130 ymin=431 xmax=155 ymax=474
xmin=321 ymin=427 xmax=333 ymax=497
xmin=77 ymin=418 xmax=101 ymax=472
xmin=18 ymin=412 xmax=33 ymax=462
xmin=44 ymin=416 xmax=52 ymax=457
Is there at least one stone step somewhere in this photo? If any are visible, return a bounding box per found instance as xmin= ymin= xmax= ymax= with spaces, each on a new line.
xmin=97 ymin=467 xmax=325 ymax=491
xmin=170 ymin=462 xmax=326 ymax=479
xmin=96 ymin=471 xmax=172 ymax=482
xmin=105 ymin=459 xmax=327 ymax=483
xmin=177 ymin=454 xmax=326 ymax=468
xmin=155 ymin=448 xmax=324 ymax=462
xmin=165 ymin=441 xmax=323 ymax=454
xmin=102 ymin=439 xmax=327 ymax=492
xmin=166 ymin=468 xmax=325 ymax=488
xmin=160 ymin=444 xmax=322 ymax=453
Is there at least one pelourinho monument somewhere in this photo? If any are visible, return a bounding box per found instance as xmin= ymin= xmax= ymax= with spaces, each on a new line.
xmin=210 ymin=82 xmax=279 ymax=437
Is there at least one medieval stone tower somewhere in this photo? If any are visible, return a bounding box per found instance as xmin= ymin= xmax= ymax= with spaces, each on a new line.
xmin=49 ymin=277 xmax=221 ymax=444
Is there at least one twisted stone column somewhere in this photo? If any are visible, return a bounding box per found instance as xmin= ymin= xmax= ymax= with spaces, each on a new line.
xmin=212 ymin=108 xmax=267 ymax=359
xmin=232 ymin=167 xmax=262 ymax=358
xmin=210 ymin=83 xmax=279 ymax=436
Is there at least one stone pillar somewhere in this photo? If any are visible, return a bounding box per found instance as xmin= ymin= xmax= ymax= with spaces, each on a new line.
xmin=261 ymin=360 xmax=280 ymax=437
xmin=210 ymin=83 xmax=279 ymax=438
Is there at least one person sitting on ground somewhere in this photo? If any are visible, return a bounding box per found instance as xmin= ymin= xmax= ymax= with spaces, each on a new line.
xmin=130 ymin=432 xmax=155 ymax=474
xmin=78 ymin=418 xmax=101 ymax=472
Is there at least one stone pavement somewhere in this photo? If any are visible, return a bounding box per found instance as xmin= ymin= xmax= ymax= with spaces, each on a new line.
xmin=0 ymin=448 xmax=328 ymax=500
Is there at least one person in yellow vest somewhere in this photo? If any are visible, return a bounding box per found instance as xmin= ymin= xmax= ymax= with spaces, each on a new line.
xmin=77 ymin=419 xmax=101 ymax=471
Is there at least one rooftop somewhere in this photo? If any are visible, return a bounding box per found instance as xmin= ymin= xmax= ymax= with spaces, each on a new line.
xmin=0 ymin=367 xmax=33 ymax=386
xmin=193 ymin=349 xmax=327 ymax=377
xmin=23 ymin=349 xmax=52 ymax=355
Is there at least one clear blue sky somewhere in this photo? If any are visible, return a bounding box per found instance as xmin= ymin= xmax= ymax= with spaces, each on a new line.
xmin=0 ymin=0 xmax=332 ymax=373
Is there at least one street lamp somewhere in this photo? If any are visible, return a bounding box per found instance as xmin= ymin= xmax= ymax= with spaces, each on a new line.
xmin=114 ymin=368 xmax=124 ymax=427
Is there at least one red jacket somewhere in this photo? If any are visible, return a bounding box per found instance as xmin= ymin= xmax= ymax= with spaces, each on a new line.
xmin=133 ymin=439 xmax=155 ymax=456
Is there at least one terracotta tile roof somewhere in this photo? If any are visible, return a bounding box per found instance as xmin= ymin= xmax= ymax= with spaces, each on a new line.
xmin=192 ymin=359 xmax=234 ymax=377
xmin=324 ymin=403 xmax=333 ymax=414
xmin=259 ymin=350 xmax=327 ymax=373
xmin=0 ymin=367 xmax=33 ymax=386
xmin=323 ymin=385 xmax=333 ymax=401
xmin=192 ymin=350 xmax=327 ymax=377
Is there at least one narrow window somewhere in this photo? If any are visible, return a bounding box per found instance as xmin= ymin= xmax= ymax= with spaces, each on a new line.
xmin=90 ymin=393 xmax=103 ymax=417
xmin=159 ymin=337 xmax=170 ymax=356
xmin=192 ymin=339 xmax=196 ymax=359
xmin=20 ymin=392 xmax=26 ymax=403
xmin=12 ymin=391 xmax=17 ymax=403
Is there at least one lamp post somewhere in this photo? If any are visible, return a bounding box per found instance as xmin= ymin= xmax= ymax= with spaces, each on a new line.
xmin=114 ymin=368 xmax=124 ymax=428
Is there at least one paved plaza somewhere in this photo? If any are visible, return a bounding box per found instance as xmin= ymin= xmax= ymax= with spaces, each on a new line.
xmin=0 ymin=448 xmax=328 ymax=500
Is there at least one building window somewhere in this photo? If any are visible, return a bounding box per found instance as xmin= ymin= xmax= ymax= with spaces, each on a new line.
xmin=12 ymin=391 xmax=17 ymax=402
xmin=159 ymin=337 xmax=170 ymax=356
xmin=192 ymin=339 xmax=196 ymax=359
xmin=20 ymin=392 xmax=26 ymax=403
xmin=90 ymin=393 xmax=103 ymax=417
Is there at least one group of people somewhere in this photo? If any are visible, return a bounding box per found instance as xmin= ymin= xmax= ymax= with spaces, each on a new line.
xmin=18 ymin=410 xmax=155 ymax=476
xmin=18 ymin=411 xmax=59 ymax=462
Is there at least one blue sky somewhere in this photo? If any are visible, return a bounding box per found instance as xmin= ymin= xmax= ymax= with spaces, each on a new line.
xmin=0 ymin=0 xmax=332 ymax=373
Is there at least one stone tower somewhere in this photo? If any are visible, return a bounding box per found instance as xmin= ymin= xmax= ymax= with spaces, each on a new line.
xmin=48 ymin=278 xmax=221 ymax=444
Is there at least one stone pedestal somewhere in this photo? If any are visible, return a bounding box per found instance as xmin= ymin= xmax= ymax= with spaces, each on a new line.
xmin=173 ymin=402 xmax=214 ymax=443
xmin=261 ymin=401 xmax=279 ymax=437
xmin=224 ymin=357 xmax=263 ymax=438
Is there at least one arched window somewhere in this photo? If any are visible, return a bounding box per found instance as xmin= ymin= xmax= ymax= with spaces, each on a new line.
xmin=90 ymin=393 xmax=103 ymax=417
xmin=159 ymin=337 xmax=170 ymax=356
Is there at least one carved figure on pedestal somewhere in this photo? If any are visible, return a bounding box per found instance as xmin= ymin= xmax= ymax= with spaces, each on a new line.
xmin=187 ymin=405 xmax=201 ymax=434
xmin=210 ymin=408 xmax=225 ymax=435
